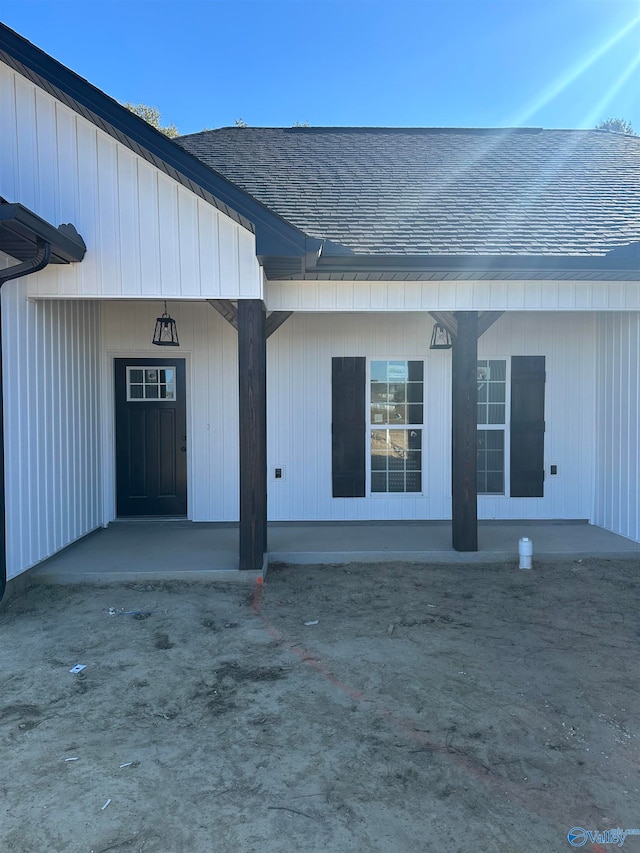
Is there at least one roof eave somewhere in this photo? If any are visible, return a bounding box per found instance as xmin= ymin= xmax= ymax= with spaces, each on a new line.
xmin=307 ymin=248 xmax=640 ymax=279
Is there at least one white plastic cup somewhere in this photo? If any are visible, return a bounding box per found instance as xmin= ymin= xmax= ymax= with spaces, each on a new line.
xmin=519 ymin=537 xmax=533 ymax=570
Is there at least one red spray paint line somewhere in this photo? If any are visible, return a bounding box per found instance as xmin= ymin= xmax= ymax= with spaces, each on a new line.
xmin=252 ymin=578 xmax=609 ymax=852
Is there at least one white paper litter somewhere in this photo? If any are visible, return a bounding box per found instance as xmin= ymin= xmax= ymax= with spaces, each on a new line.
xmin=69 ymin=664 xmax=86 ymax=674
xmin=101 ymin=799 xmax=111 ymax=810
xmin=304 ymin=620 xmax=319 ymax=626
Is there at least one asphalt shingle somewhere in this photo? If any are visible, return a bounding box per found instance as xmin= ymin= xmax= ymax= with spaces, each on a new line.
xmin=177 ymin=127 xmax=640 ymax=258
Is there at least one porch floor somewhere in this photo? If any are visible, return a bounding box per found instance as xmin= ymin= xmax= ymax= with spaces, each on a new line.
xmin=28 ymin=519 xmax=639 ymax=584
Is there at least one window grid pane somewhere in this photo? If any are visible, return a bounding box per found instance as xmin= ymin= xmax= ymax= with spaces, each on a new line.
xmin=370 ymin=428 xmax=422 ymax=493
xmin=370 ymin=361 xmax=424 ymax=495
xmin=370 ymin=360 xmax=424 ymax=427
xmin=126 ymin=366 xmax=176 ymax=402
xmin=477 ymin=429 xmax=505 ymax=494
xmin=477 ymin=359 xmax=506 ymax=425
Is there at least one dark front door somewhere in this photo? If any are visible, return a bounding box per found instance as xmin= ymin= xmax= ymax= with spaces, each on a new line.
xmin=115 ymin=358 xmax=187 ymax=517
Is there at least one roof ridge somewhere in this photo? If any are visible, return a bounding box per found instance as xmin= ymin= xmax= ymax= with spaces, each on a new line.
xmin=179 ymin=126 xmax=628 ymax=138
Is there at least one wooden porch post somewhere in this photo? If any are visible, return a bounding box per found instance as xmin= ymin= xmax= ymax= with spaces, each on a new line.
xmin=451 ymin=311 xmax=478 ymax=551
xmin=238 ymin=299 xmax=267 ymax=570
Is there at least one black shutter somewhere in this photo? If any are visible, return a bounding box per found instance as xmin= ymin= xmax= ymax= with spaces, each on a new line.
xmin=332 ymin=357 xmax=366 ymax=497
xmin=510 ymin=356 xmax=545 ymax=497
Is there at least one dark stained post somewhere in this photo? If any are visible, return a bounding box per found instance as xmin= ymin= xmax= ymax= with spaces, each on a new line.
xmin=451 ymin=311 xmax=478 ymax=551
xmin=238 ymin=299 xmax=267 ymax=570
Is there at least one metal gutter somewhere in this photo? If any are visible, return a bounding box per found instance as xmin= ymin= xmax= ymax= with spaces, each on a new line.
xmin=0 ymin=204 xmax=86 ymax=263
xmin=275 ymin=242 xmax=640 ymax=282
xmin=311 ymin=244 xmax=640 ymax=275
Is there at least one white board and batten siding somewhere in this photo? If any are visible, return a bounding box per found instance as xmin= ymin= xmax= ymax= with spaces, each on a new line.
xmin=0 ymin=262 xmax=102 ymax=581
xmin=0 ymin=60 xmax=261 ymax=301
xmin=266 ymin=311 xmax=597 ymax=523
xmin=595 ymin=313 xmax=640 ymax=542
xmin=266 ymin=279 xmax=640 ymax=314
xmin=101 ymin=306 xmax=598 ymax=527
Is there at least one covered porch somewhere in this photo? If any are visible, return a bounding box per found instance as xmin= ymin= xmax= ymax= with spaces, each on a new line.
xmin=28 ymin=519 xmax=639 ymax=585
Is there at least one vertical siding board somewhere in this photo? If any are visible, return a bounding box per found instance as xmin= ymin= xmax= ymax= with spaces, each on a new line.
xmin=157 ymin=175 xmax=180 ymax=296
xmin=595 ymin=316 xmax=605 ymax=527
xmin=189 ymin=304 xmax=208 ymax=519
xmin=595 ymin=313 xmax=640 ymax=542
xmin=61 ymin=302 xmax=72 ymax=543
xmin=137 ymin=162 xmax=161 ymax=296
xmin=32 ymin=293 xmax=44 ymax=561
xmin=238 ymin=228 xmax=260 ymax=298
xmin=0 ymin=65 xmax=19 ymax=201
xmin=73 ymin=301 xmax=83 ymax=537
xmin=630 ymin=317 xmax=639 ymax=537
xmin=91 ymin=303 xmax=102 ymax=525
xmin=221 ymin=318 xmax=239 ymax=520
xmin=40 ymin=300 xmax=52 ymax=554
xmin=14 ymin=75 xmax=38 ymax=209
xmin=218 ymin=217 xmax=239 ymax=298
xmin=54 ymin=104 xmax=79 ymax=227
xmin=197 ymin=203 xmax=220 ymax=297
xmin=177 ymin=188 xmax=199 ymax=297
xmin=117 ymin=147 xmax=141 ymax=296
xmin=2 ymin=283 xmax=20 ymax=574
xmin=96 ymin=135 xmax=121 ymax=295
xmin=75 ymin=120 xmax=100 ymax=295
xmin=34 ymin=89 xmax=58 ymax=223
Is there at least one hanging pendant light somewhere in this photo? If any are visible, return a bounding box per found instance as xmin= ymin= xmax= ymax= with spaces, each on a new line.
xmin=429 ymin=322 xmax=453 ymax=350
xmin=152 ymin=301 xmax=179 ymax=347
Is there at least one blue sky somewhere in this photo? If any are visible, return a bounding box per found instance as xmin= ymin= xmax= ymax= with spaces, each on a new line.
xmin=2 ymin=0 xmax=639 ymax=134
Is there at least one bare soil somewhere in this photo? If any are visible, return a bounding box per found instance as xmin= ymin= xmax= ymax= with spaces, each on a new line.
xmin=1 ymin=557 xmax=639 ymax=853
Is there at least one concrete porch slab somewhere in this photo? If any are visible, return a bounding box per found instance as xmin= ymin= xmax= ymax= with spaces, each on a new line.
xmin=25 ymin=519 xmax=639 ymax=586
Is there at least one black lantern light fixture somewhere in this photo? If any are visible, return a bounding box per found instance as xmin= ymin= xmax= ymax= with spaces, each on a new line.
xmin=429 ymin=322 xmax=453 ymax=350
xmin=152 ymin=301 xmax=179 ymax=347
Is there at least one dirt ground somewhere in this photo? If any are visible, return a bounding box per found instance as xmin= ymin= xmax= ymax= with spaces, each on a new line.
xmin=1 ymin=557 xmax=639 ymax=853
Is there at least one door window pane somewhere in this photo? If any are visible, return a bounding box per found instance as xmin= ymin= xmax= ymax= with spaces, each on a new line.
xmin=127 ymin=366 xmax=177 ymax=402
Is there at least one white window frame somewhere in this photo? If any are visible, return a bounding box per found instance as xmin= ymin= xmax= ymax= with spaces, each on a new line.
xmin=126 ymin=365 xmax=177 ymax=402
xmin=366 ymin=357 xmax=425 ymax=497
xmin=477 ymin=357 xmax=511 ymax=496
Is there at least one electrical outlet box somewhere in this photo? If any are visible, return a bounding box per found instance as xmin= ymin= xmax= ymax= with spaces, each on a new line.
xmin=548 ymin=463 xmax=559 ymax=477
xmin=273 ymin=467 xmax=285 ymax=480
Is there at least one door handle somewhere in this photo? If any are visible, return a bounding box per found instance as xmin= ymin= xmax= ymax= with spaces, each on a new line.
xmin=180 ymin=446 xmax=187 ymax=452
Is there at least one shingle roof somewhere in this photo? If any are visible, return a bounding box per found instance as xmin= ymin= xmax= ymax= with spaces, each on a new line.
xmin=177 ymin=127 xmax=640 ymax=259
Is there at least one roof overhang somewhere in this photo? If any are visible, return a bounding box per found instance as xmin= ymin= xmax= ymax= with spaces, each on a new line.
xmin=0 ymin=203 xmax=86 ymax=264
xmin=264 ymin=240 xmax=640 ymax=282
